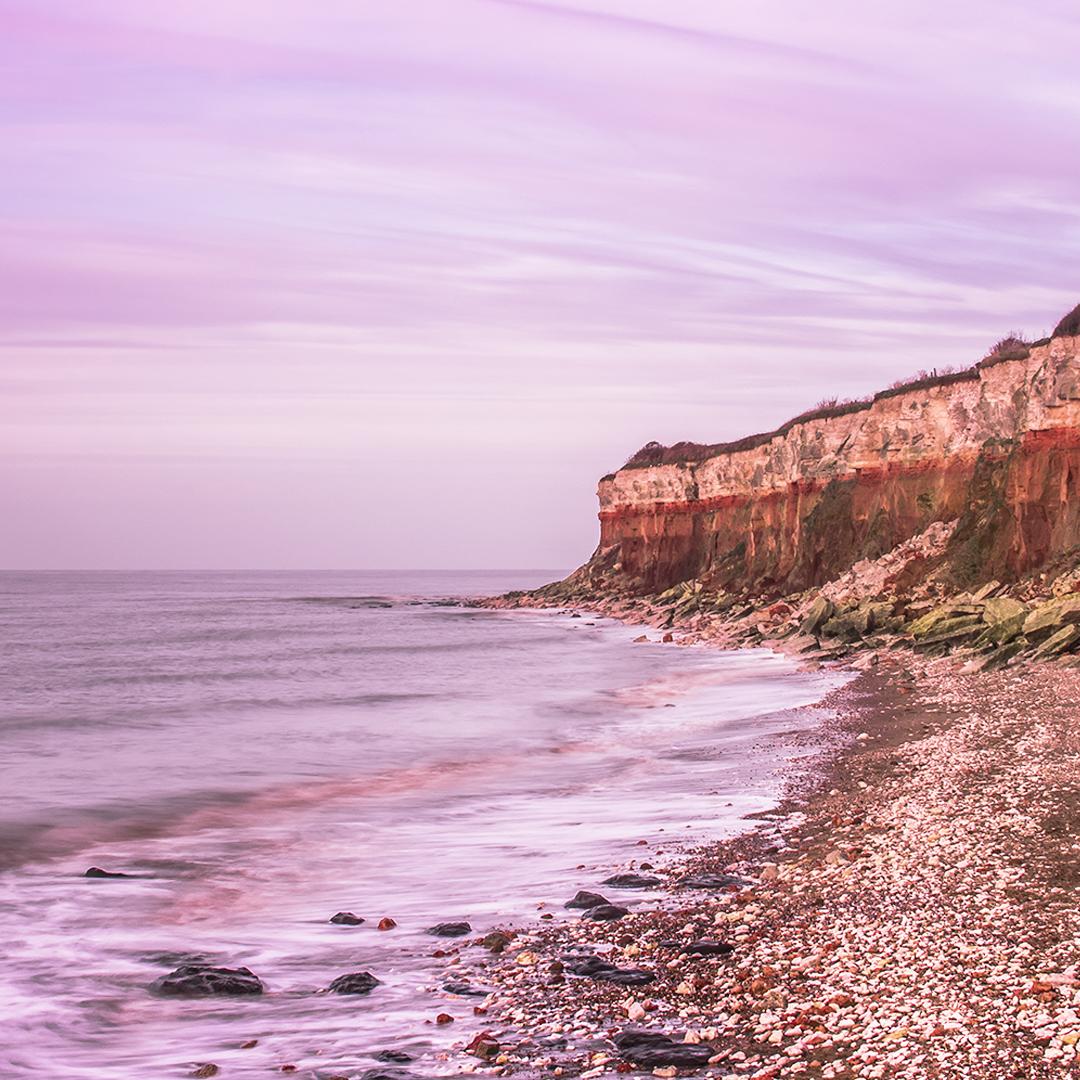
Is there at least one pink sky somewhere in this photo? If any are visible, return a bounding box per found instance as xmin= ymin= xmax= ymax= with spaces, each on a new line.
xmin=4 ymin=0 xmax=1080 ymax=569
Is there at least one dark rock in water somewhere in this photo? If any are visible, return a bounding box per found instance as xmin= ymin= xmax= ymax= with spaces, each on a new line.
xmin=682 ymin=940 xmax=735 ymax=956
xmin=327 ymin=971 xmax=381 ymax=995
xmin=582 ymin=904 xmax=629 ymax=921
xmin=564 ymin=955 xmax=655 ymax=985
xmin=427 ymin=921 xmax=472 ymax=937
xmin=151 ymin=964 xmax=264 ymax=996
xmin=679 ymin=873 xmax=748 ymax=890
xmin=329 ymin=911 xmax=365 ymax=925
xmin=565 ymin=890 xmax=610 ymax=909
xmin=85 ymin=866 xmax=131 ymax=879
xmin=443 ymin=981 xmax=491 ymax=997
xmin=374 ymin=1051 xmax=413 ymax=1064
xmin=361 ymin=1070 xmax=409 ymax=1080
xmin=613 ymin=1030 xmax=714 ymax=1067
xmin=603 ymin=872 xmax=661 ymax=889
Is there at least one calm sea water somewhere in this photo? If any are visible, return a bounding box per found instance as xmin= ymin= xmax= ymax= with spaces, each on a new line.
xmin=0 ymin=571 xmax=842 ymax=1078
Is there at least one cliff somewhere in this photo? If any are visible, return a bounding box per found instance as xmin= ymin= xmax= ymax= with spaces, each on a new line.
xmin=568 ymin=311 xmax=1080 ymax=600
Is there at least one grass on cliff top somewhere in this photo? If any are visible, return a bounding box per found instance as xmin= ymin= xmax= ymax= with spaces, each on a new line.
xmin=620 ymin=329 xmax=1047 ymax=471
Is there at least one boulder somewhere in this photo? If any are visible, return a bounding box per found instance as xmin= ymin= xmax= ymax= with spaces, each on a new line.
xmin=564 ymin=890 xmax=610 ymax=909
xmin=582 ymin=904 xmax=629 ymax=921
xmin=681 ymin=939 xmax=735 ymax=956
xmin=329 ymin=912 xmax=365 ymax=926
xmin=602 ymin=872 xmax=660 ymax=889
xmin=151 ymin=964 xmax=264 ymax=997
xmin=800 ymin=596 xmax=834 ymax=635
xmin=982 ymin=596 xmax=1025 ymax=625
xmin=1023 ymin=596 xmax=1080 ymax=641
xmin=912 ymin=615 xmax=984 ymax=650
xmin=679 ymin=872 xmax=749 ymax=890
xmin=565 ymin=956 xmax=656 ymax=985
xmin=613 ymin=1030 xmax=715 ymax=1068
xmin=427 ymin=921 xmax=471 ymax=937
xmin=327 ymin=971 xmax=381 ymax=995
xmin=1034 ymin=624 xmax=1080 ymax=659
xmin=85 ymin=867 xmax=131 ymax=878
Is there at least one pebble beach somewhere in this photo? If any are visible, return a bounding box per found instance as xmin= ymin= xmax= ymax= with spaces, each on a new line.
xmin=438 ymin=653 xmax=1080 ymax=1079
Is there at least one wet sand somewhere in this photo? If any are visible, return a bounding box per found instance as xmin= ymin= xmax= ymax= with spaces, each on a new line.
xmin=441 ymin=652 xmax=1080 ymax=1079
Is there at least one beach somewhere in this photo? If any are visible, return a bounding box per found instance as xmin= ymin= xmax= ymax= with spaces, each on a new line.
xmin=445 ymin=644 xmax=1080 ymax=1079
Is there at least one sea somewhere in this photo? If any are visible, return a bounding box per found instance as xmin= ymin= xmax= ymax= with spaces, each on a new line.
xmin=0 ymin=571 xmax=844 ymax=1078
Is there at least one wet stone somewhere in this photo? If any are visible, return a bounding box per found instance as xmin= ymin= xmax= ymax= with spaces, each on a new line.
xmin=443 ymin=981 xmax=492 ymax=997
xmin=565 ymin=889 xmax=610 ymax=909
xmin=151 ymin=964 xmax=264 ymax=997
xmin=681 ymin=939 xmax=735 ymax=956
xmin=564 ymin=955 xmax=656 ymax=985
xmin=374 ymin=1051 xmax=413 ymax=1064
xmin=602 ymin=872 xmax=661 ymax=889
xmin=582 ymin=903 xmax=629 ymax=921
xmin=329 ymin=911 xmax=365 ymax=925
xmin=85 ymin=866 xmax=131 ymax=878
xmin=427 ymin=921 xmax=472 ymax=937
xmin=679 ymin=873 xmax=748 ymax=890
xmin=327 ymin=971 xmax=381 ymax=995
xmin=613 ymin=1030 xmax=714 ymax=1068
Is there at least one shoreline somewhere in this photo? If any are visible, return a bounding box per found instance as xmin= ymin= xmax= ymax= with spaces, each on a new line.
xmin=444 ymin=601 xmax=1080 ymax=1079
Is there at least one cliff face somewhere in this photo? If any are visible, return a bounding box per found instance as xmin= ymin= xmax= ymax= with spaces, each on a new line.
xmin=580 ymin=333 xmax=1080 ymax=597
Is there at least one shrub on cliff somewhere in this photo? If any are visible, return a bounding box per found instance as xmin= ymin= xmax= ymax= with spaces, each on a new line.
xmin=1053 ymin=302 xmax=1080 ymax=339
xmin=979 ymin=334 xmax=1030 ymax=367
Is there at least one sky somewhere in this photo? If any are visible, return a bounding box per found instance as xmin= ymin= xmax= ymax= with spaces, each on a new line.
xmin=4 ymin=0 xmax=1080 ymax=569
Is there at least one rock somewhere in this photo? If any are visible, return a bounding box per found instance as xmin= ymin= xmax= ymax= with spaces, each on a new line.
xmin=191 ymin=1067 xmax=219 ymax=1079
xmin=632 ymin=635 xmax=649 ymax=643
xmin=979 ymin=610 xmax=1027 ymax=646
xmin=443 ymin=981 xmax=491 ymax=996
xmin=466 ymin=1033 xmax=501 ymax=1061
xmin=681 ymin=940 xmax=734 ymax=956
xmin=362 ymin=1070 xmax=408 ymax=1080
xmin=377 ymin=917 xmax=397 ymax=931
xmin=85 ymin=867 xmax=131 ymax=878
xmin=1023 ymin=596 xmax=1080 ymax=641
xmin=1034 ymin=624 xmax=1080 ymax=658
xmin=912 ymin=615 xmax=984 ymax=650
xmin=327 ymin=971 xmax=381 ymax=995
xmin=613 ymin=1030 xmax=714 ymax=1067
xmin=582 ymin=904 xmax=629 ymax=921
xmin=679 ymin=873 xmax=748 ymax=890
xmin=427 ymin=921 xmax=471 ymax=937
xmin=595 ymin=967 xmax=656 ymax=986
xmin=565 ymin=955 xmax=655 ymax=985
xmin=982 ymin=596 xmax=1026 ymax=626
xmin=800 ymin=595 xmax=834 ymax=635
xmin=151 ymin=964 xmax=264 ymax=997
xmin=435 ymin=1012 xmax=454 ymax=1025
xmin=329 ymin=911 xmax=365 ymax=925
xmin=374 ymin=1051 xmax=413 ymax=1064
xmin=480 ymin=931 xmax=512 ymax=952
xmin=565 ymin=890 xmax=610 ymax=909
xmin=602 ymin=872 xmax=661 ymax=889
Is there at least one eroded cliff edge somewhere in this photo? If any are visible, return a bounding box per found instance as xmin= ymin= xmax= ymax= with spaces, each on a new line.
xmin=567 ymin=308 xmax=1080 ymax=600
xmin=496 ymin=304 xmax=1080 ymax=670
xmin=593 ymin=334 xmax=1080 ymax=596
